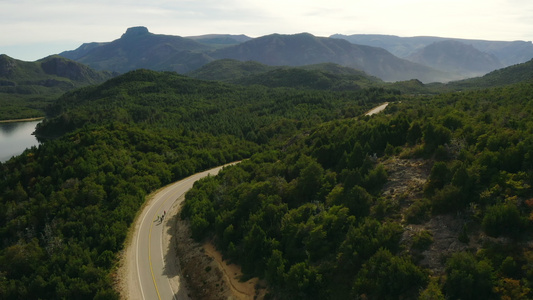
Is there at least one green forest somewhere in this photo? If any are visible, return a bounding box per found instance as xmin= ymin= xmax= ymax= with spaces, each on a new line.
xmin=0 ymin=68 xmax=532 ymax=299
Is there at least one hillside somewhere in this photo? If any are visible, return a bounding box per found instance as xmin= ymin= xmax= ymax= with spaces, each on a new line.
xmin=383 ymin=58 xmax=533 ymax=94
xmin=407 ymin=40 xmax=503 ymax=79
xmin=239 ymin=66 xmax=381 ymax=90
xmin=448 ymin=58 xmax=533 ymax=89
xmin=182 ymin=82 xmax=533 ymax=299
xmin=187 ymin=59 xmax=275 ymax=81
xmin=188 ymin=60 xmax=381 ymax=89
xmin=0 ymin=54 xmax=113 ymax=119
xmin=190 ymin=58 xmax=533 ymax=94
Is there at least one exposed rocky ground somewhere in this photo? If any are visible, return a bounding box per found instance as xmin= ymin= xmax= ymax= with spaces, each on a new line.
xmin=382 ymin=156 xmax=488 ymax=275
xmin=174 ymin=197 xmax=267 ymax=300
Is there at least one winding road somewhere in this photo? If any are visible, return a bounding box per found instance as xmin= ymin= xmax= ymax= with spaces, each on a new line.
xmin=121 ymin=162 xmax=238 ymax=300
xmin=119 ymin=103 xmax=391 ymax=299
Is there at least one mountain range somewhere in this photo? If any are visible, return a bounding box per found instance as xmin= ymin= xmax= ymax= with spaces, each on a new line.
xmin=332 ymin=33 xmax=533 ymax=81
xmin=56 ymin=26 xmax=533 ymax=83
xmin=208 ymin=33 xmax=450 ymax=82
xmin=331 ymin=34 xmax=533 ymax=66
xmin=0 ymin=26 xmax=529 ymax=91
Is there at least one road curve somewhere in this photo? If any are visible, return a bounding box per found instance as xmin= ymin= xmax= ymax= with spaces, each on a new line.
xmin=122 ymin=162 xmax=239 ymax=300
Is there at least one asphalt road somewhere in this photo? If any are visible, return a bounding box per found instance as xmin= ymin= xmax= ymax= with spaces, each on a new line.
xmin=132 ymin=163 xmax=237 ymax=300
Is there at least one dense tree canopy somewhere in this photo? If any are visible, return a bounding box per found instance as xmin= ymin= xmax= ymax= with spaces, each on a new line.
xmin=1 ymin=69 xmax=532 ymax=299
xmin=183 ymin=82 xmax=533 ymax=299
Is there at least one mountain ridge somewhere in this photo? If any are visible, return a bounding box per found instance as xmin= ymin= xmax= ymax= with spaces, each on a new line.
xmin=58 ymin=28 xmax=450 ymax=82
xmin=57 ymin=27 xmax=533 ymax=83
xmin=407 ymin=40 xmax=503 ymax=79
xmin=331 ymin=33 xmax=533 ymax=66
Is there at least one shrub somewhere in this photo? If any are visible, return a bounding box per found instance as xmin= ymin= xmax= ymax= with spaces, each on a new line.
xmin=444 ymin=252 xmax=495 ymax=300
xmin=405 ymin=199 xmax=432 ymax=224
xmin=482 ymin=203 xmax=525 ymax=238
xmin=412 ymin=230 xmax=434 ymax=251
xmin=430 ymin=185 xmax=463 ymax=214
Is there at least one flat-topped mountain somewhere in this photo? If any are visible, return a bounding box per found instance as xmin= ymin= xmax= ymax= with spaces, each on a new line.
xmin=60 ymin=26 xmax=215 ymax=73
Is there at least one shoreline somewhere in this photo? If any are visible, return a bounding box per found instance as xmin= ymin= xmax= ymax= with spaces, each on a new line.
xmin=0 ymin=117 xmax=45 ymax=123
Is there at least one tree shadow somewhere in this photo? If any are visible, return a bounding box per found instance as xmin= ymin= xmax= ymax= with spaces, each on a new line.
xmin=162 ymin=207 xmax=192 ymax=300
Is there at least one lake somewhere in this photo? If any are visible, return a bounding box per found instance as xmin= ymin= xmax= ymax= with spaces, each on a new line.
xmin=0 ymin=120 xmax=41 ymax=162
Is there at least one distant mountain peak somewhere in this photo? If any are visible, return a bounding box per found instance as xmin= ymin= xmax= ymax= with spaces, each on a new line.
xmin=121 ymin=26 xmax=150 ymax=38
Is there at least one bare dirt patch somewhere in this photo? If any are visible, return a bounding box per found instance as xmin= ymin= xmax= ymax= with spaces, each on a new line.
xmin=174 ymin=195 xmax=267 ymax=300
xmin=381 ymin=156 xmax=430 ymax=204
xmin=382 ymin=156 xmax=485 ymax=275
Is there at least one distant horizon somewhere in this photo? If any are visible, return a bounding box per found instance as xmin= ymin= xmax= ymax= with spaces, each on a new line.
xmin=2 ymin=27 xmax=533 ymax=63
xmin=2 ymin=0 xmax=532 ymax=61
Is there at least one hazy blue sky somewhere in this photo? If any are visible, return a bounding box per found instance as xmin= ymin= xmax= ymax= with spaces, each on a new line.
xmin=1 ymin=0 xmax=533 ymax=61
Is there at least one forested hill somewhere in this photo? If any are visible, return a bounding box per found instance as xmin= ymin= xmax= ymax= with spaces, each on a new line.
xmin=0 ymin=69 xmax=399 ymax=299
xmin=36 ymin=69 xmax=396 ymax=139
xmin=448 ymin=58 xmax=533 ymax=89
xmin=0 ymin=54 xmax=114 ymax=120
xmin=183 ymin=82 xmax=533 ymax=299
xmin=188 ymin=60 xmax=382 ymax=90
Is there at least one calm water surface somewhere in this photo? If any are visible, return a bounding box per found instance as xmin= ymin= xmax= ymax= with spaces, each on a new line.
xmin=0 ymin=120 xmax=41 ymax=162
